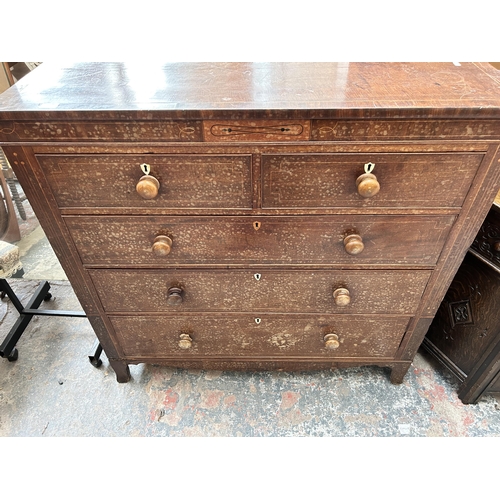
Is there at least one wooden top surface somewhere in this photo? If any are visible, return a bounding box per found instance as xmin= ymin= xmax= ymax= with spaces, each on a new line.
xmin=1 ymin=62 xmax=500 ymax=120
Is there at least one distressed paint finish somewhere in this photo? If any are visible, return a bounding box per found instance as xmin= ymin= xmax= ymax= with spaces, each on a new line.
xmin=89 ymin=268 xmax=431 ymax=315
xmin=1 ymin=63 xmax=500 ymax=385
xmin=109 ymin=314 xmax=409 ymax=359
xmin=0 ymin=120 xmax=203 ymax=142
xmin=311 ymin=120 xmax=500 ymax=141
xmin=262 ymin=153 xmax=482 ymax=209
xmin=37 ymin=154 xmax=253 ymax=209
xmin=64 ymin=214 xmax=455 ymax=267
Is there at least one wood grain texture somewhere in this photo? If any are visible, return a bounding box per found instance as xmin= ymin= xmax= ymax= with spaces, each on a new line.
xmin=423 ymin=213 xmax=500 ymax=403
xmin=88 ymin=269 xmax=431 ymax=315
xmin=109 ymin=314 xmax=410 ymax=359
xmin=64 ymin=214 xmax=455 ymax=267
xmin=425 ymin=252 xmax=500 ymax=374
xmin=37 ymin=154 xmax=253 ymax=209
xmin=1 ymin=62 xmax=500 ymax=120
xmin=262 ymin=153 xmax=482 ymax=209
xmin=1 ymin=62 xmax=499 ymax=384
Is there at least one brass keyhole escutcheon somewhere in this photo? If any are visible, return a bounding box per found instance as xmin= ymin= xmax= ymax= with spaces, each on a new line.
xmin=254 ymin=273 xmax=262 ymax=281
xmin=255 ymin=318 xmax=262 ymax=325
xmin=253 ymin=221 xmax=262 ymax=231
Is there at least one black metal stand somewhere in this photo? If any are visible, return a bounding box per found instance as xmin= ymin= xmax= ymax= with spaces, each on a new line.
xmin=0 ymin=279 xmax=100 ymax=363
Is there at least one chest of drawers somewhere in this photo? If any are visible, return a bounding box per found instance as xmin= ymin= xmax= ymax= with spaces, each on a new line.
xmin=1 ymin=62 xmax=500 ymax=384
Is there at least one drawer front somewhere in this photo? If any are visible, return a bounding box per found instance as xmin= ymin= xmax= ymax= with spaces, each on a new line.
xmin=262 ymin=153 xmax=482 ymax=208
xmin=110 ymin=314 xmax=410 ymax=359
xmin=37 ymin=154 xmax=253 ymax=209
xmin=66 ymin=215 xmax=455 ymax=266
xmin=470 ymin=205 xmax=500 ymax=269
xmin=89 ymin=269 xmax=431 ymax=314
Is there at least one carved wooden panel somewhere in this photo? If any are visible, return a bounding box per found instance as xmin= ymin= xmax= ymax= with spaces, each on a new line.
xmin=470 ymin=205 xmax=500 ymax=268
xmin=426 ymin=252 xmax=500 ymax=375
xmin=89 ymin=269 xmax=431 ymax=314
xmin=262 ymin=153 xmax=482 ymax=208
xmin=65 ymin=214 xmax=455 ymax=267
xmin=110 ymin=314 xmax=410 ymax=359
xmin=38 ymin=154 xmax=252 ymax=209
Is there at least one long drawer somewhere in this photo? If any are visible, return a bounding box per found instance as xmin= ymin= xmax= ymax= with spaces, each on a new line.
xmin=109 ymin=314 xmax=410 ymax=359
xmin=262 ymin=153 xmax=482 ymax=208
xmin=65 ymin=215 xmax=456 ymax=266
xmin=89 ymin=268 xmax=431 ymax=314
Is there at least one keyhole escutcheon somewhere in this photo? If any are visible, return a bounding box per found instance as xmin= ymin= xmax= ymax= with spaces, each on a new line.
xmin=253 ymin=221 xmax=261 ymax=231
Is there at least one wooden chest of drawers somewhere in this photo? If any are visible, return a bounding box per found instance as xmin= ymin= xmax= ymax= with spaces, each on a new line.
xmin=1 ymin=62 xmax=499 ymax=384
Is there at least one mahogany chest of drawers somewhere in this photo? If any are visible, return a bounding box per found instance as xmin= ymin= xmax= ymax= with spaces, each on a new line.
xmin=1 ymin=62 xmax=499 ymax=384
xmin=423 ymin=199 xmax=500 ymax=403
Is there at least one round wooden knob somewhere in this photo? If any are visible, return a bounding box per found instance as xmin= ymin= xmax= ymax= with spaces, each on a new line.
xmin=152 ymin=235 xmax=173 ymax=256
xmin=494 ymin=241 xmax=500 ymax=253
xmin=178 ymin=333 xmax=192 ymax=349
xmin=136 ymin=174 xmax=160 ymax=200
xmin=343 ymin=234 xmax=364 ymax=255
xmin=356 ymin=172 xmax=380 ymax=198
xmin=167 ymin=287 xmax=183 ymax=306
xmin=324 ymin=333 xmax=340 ymax=350
xmin=333 ymin=287 xmax=351 ymax=306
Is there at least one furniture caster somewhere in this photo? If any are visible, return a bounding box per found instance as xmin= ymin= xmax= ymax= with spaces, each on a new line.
xmin=90 ymin=357 xmax=102 ymax=368
xmin=88 ymin=340 xmax=103 ymax=368
xmin=44 ymin=292 xmax=52 ymax=301
xmin=7 ymin=347 xmax=18 ymax=362
xmin=0 ymin=291 xmax=6 ymax=300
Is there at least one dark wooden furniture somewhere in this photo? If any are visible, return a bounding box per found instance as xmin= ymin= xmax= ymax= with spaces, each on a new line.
xmin=0 ymin=62 xmax=499 ymax=384
xmin=423 ymin=198 xmax=500 ymax=403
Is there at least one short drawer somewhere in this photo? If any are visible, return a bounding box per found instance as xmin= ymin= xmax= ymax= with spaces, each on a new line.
xmin=109 ymin=314 xmax=410 ymax=359
xmin=262 ymin=153 xmax=482 ymax=208
xmin=89 ymin=269 xmax=431 ymax=314
xmin=37 ymin=154 xmax=253 ymax=209
xmin=65 ymin=214 xmax=456 ymax=266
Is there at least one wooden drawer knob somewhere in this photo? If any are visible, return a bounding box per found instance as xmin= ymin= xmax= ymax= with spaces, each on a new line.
xmin=178 ymin=333 xmax=193 ymax=349
xmin=343 ymin=234 xmax=364 ymax=255
xmin=324 ymin=333 xmax=340 ymax=350
xmin=167 ymin=286 xmax=183 ymax=306
xmin=152 ymin=235 xmax=173 ymax=256
xmin=333 ymin=287 xmax=351 ymax=306
xmin=494 ymin=241 xmax=500 ymax=253
xmin=356 ymin=172 xmax=380 ymax=198
xmin=136 ymin=174 xmax=160 ymax=199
